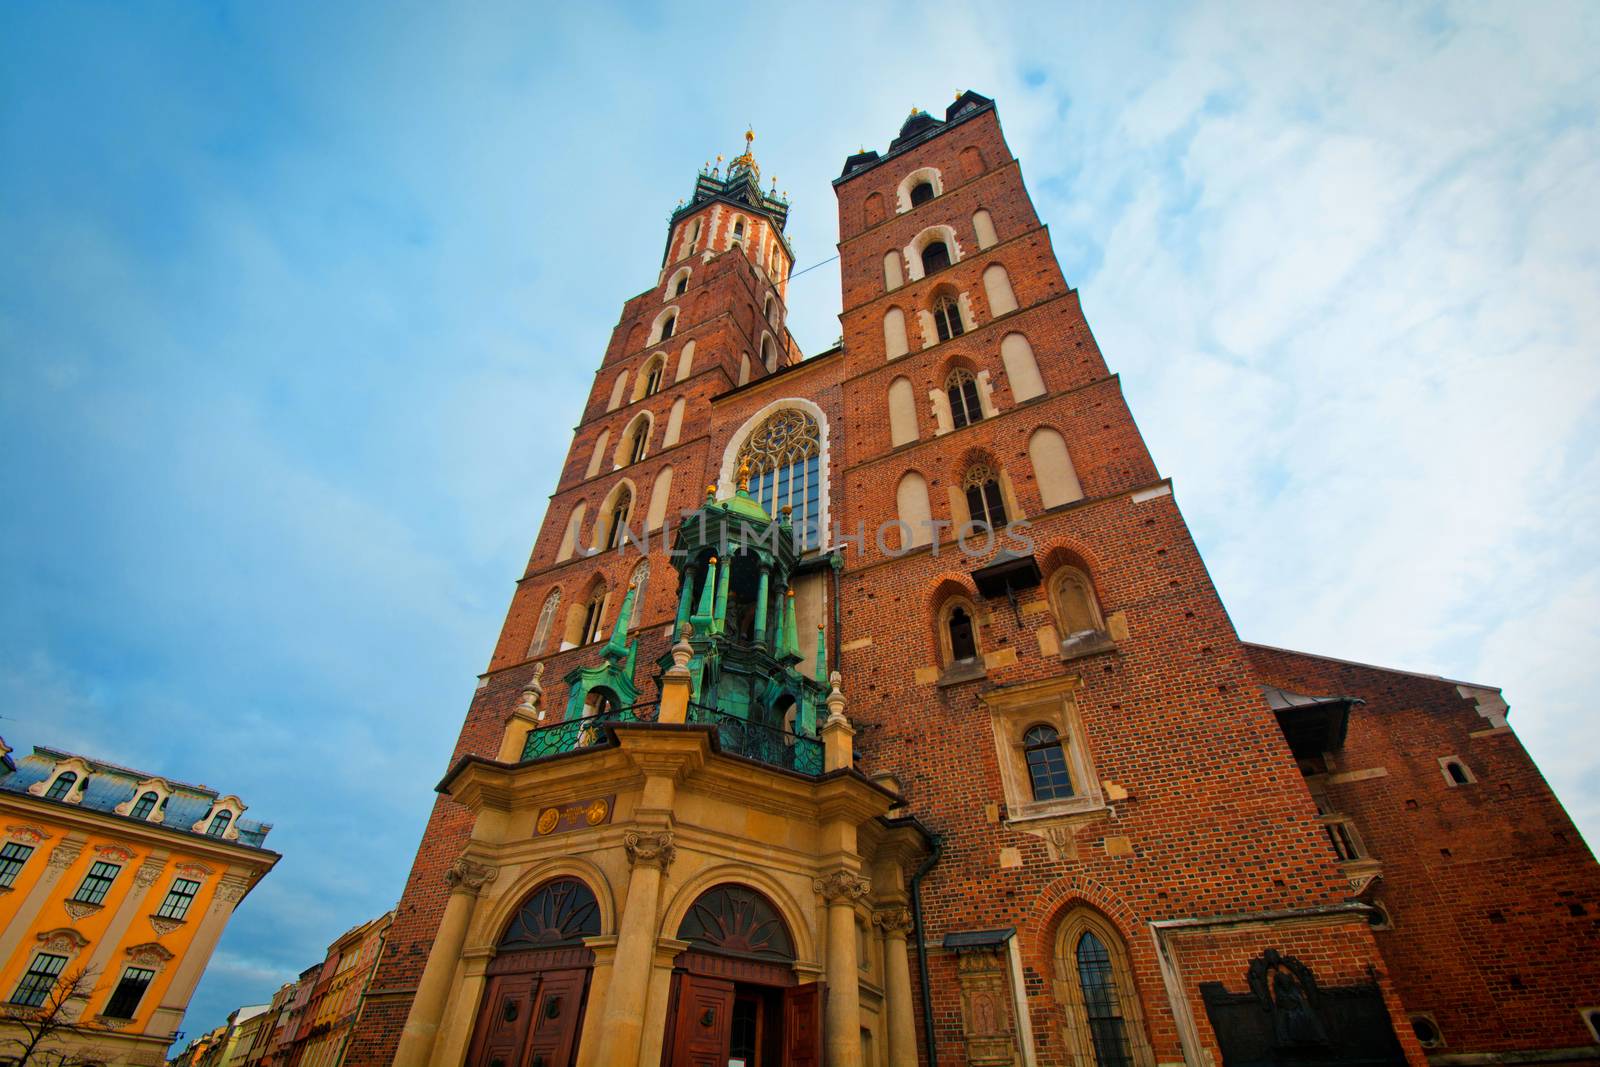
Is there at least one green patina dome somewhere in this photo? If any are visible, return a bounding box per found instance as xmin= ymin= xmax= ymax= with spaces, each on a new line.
xmin=723 ymin=488 xmax=771 ymax=522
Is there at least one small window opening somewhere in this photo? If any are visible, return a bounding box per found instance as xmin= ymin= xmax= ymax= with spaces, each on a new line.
xmin=605 ymin=493 xmax=633 ymax=549
xmin=129 ymin=791 xmax=158 ymax=821
xmin=674 ymin=275 xmax=688 ymax=297
xmin=964 ymin=468 xmax=1008 ymax=528
xmin=643 ymin=362 xmax=663 ymax=397
xmin=909 ymin=181 xmax=935 ymax=207
xmin=933 ymin=295 xmax=964 ymax=342
xmin=45 ymin=772 xmax=77 ymax=801
xmin=1023 ymin=724 xmax=1074 ymax=800
xmin=947 ymin=370 xmax=981 ymax=428
xmin=948 ymin=607 xmax=977 ymax=662
xmin=922 ymin=240 xmax=951 ymax=274
xmin=660 ymin=314 xmax=676 ymax=341
xmin=205 ymin=810 xmax=232 ymax=838
xmin=1410 ymin=1016 xmax=1443 ymax=1048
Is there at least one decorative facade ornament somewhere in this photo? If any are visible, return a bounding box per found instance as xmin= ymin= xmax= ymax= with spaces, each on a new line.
xmin=96 ymin=1015 xmax=132 ymax=1031
xmin=1347 ymin=872 xmax=1380 ymax=897
xmin=444 ymin=858 xmax=497 ymax=896
xmin=516 ymin=663 xmax=544 ymax=718
xmin=1246 ymin=948 xmax=1330 ymax=1047
xmin=46 ymin=840 xmax=84 ymax=871
xmin=953 ymin=946 xmax=1019 ymax=1066
xmin=95 ymin=844 xmax=137 ymax=863
xmin=62 ymin=900 xmax=103 ymax=921
xmin=623 ymin=830 xmax=676 ymax=871
xmin=826 ymin=671 xmax=847 ymax=723
xmin=175 ymin=862 xmax=213 ymax=879
xmin=214 ymin=877 xmax=252 ymax=905
xmin=1043 ymin=824 xmax=1076 ymax=862
xmin=813 ymin=869 xmax=871 ymax=903
xmin=5 ymin=824 xmax=52 ymax=845
xmin=149 ymin=915 xmax=185 ymax=937
xmin=37 ymin=928 xmax=91 ymax=954
xmin=132 ymin=861 xmax=166 ymax=890
xmin=872 ymin=907 xmax=914 ymax=936
xmin=124 ymin=942 xmax=175 ymax=967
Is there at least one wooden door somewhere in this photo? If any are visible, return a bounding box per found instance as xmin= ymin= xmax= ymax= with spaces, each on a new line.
xmin=522 ymin=968 xmax=589 ymax=1067
xmin=781 ymin=982 xmax=822 ymax=1067
xmin=667 ymin=973 xmax=736 ymax=1067
xmin=466 ymin=973 xmax=539 ymax=1067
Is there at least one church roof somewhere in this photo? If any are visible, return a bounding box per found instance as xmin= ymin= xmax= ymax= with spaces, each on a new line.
xmin=836 ymin=90 xmax=994 ymax=182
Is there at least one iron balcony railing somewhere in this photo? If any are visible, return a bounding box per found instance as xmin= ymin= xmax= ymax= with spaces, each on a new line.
xmin=519 ymin=702 xmax=822 ymax=776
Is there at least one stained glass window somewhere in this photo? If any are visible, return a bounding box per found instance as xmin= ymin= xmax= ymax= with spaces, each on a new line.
xmin=737 ymin=409 xmax=823 ymax=549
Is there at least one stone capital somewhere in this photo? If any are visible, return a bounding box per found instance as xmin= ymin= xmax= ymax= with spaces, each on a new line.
xmin=47 ymin=840 xmax=84 ymax=871
xmin=813 ymin=869 xmax=870 ymax=904
xmin=444 ymin=857 xmax=498 ymax=897
xmin=872 ymin=907 xmax=914 ymax=936
xmin=623 ymin=829 xmax=676 ymax=871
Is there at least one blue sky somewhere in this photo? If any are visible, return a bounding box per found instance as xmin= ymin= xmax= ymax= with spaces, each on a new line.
xmin=3 ymin=0 xmax=1598 ymax=1046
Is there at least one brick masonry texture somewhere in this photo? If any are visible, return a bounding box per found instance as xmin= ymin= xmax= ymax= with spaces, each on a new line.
xmin=344 ymin=98 xmax=1599 ymax=1067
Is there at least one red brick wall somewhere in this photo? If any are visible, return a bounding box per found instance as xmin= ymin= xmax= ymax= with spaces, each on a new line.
xmin=1246 ymin=643 xmax=1600 ymax=1056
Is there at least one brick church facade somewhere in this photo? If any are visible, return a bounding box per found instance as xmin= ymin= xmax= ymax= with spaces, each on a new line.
xmin=343 ymin=94 xmax=1600 ymax=1067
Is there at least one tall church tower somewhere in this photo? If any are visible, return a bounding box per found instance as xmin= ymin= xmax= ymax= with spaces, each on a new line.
xmin=344 ymin=95 xmax=1600 ymax=1067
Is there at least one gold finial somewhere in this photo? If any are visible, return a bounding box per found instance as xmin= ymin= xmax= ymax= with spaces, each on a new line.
xmin=955 ymin=90 xmax=962 ymax=100
xmin=716 ymin=154 xmax=724 ymax=163
xmin=737 ymin=458 xmax=752 ymax=491
xmin=745 ymin=127 xmax=755 ymax=147
xmin=705 ymin=483 xmax=716 ymax=500
xmin=709 ymin=555 xmax=718 ymax=564
xmin=786 ymin=587 xmax=795 ymax=598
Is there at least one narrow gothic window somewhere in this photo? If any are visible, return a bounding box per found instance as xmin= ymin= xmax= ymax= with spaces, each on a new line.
xmin=736 ymin=408 xmax=824 ymax=549
xmin=129 ymin=791 xmax=158 ymax=821
xmin=628 ymin=424 xmax=649 ymax=465
xmin=947 ymin=369 xmax=981 ymax=427
xmin=964 ymin=465 xmax=1008 ymax=528
xmin=605 ymin=491 xmax=632 ymax=549
xmin=660 ymin=313 xmax=675 ymax=341
xmin=921 ymin=240 xmax=951 ymax=274
xmin=206 ymin=810 xmax=232 ymax=838
xmin=531 ymin=589 xmax=561 ymax=655
xmin=45 ymin=772 xmax=76 ymax=800
xmin=580 ymin=591 xmax=605 ymax=645
xmin=1076 ymin=931 xmax=1133 ymax=1067
xmin=629 ymin=561 xmax=649 ymax=626
xmin=644 ymin=361 xmax=663 ymax=396
xmin=948 ymin=606 xmax=977 ymax=662
xmin=732 ymin=218 xmax=745 ymax=245
xmin=909 ymin=181 xmax=935 ymax=206
xmin=675 ymin=275 xmax=688 ymax=296
xmin=933 ymin=295 xmax=964 ymax=342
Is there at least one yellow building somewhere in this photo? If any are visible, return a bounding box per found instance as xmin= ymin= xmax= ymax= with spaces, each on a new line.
xmin=0 ymin=739 xmax=278 ymax=1066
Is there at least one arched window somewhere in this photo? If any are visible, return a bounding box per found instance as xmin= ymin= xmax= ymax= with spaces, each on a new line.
xmin=964 ymin=464 xmax=1008 ymax=528
xmin=687 ymin=218 xmax=702 ymax=256
xmin=675 ymin=274 xmax=688 ymax=297
xmin=949 ymin=606 xmax=977 ymax=661
xmin=921 ymin=240 xmax=951 ymax=274
xmin=737 ymin=407 xmax=823 ymax=549
xmin=883 ymin=307 xmax=909 ymax=360
xmin=762 ymin=334 xmax=778 ymax=373
xmin=1075 ymin=930 xmax=1132 ymax=1067
xmin=530 ymin=588 xmax=561 ymax=656
xmin=933 ymin=294 xmax=964 ymax=342
xmin=909 ymin=181 xmax=935 ymax=207
xmin=1024 ymin=725 xmax=1074 ymax=800
xmin=627 ymin=422 xmax=649 ymax=465
xmin=731 ymin=217 xmax=746 ymax=246
xmin=579 ymin=587 xmax=606 ymax=645
xmin=763 ymin=294 xmax=776 ymax=325
xmin=973 ymin=209 xmax=998 ymax=249
xmin=1049 ymin=566 xmax=1104 ymax=638
xmin=883 ymin=251 xmax=904 ymax=291
xmin=887 ymin=376 xmax=919 ymax=446
xmin=1055 ymin=910 xmax=1152 ymax=1067
xmin=643 ymin=359 xmax=664 ymax=397
xmin=604 ymin=488 xmax=633 ymax=550
xmin=659 ymin=312 xmax=676 ymax=341
xmin=45 ymin=773 xmax=76 ymax=801
xmin=676 ymin=884 xmax=795 ymax=961
xmin=129 ymin=792 xmax=158 ymax=821
xmin=498 ymin=878 xmax=601 ymax=949
xmin=947 ymin=369 xmax=982 ymax=428
xmin=206 ymin=810 xmax=233 ymax=838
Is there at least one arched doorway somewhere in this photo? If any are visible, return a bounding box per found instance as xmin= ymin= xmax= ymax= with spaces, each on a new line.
xmin=664 ymin=884 xmax=820 ymax=1067
xmin=465 ymin=877 xmax=600 ymax=1067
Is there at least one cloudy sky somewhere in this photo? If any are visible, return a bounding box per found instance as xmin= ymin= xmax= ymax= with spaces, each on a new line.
xmin=3 ymin=0 xmax=1596 ymax=1045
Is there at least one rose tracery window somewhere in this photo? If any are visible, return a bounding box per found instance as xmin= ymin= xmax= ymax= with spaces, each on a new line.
xmin=736 ymin=408 xmax=823 ymax=549
xmin=963 ymin=463 xmax=1008 ymax=529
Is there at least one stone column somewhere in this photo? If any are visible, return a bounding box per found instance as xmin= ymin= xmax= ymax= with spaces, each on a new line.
xmin=753 ymin=565 xmax=771 ymax=647
xmin=815 ymin=869 xmax=870 ymax=1067
xmin=590 ymin=830 xmax=675 ymax=1066
xmin=393 ymin=857 xmax=495 ymax=1067
xmin=874 ymin=908 xmax=917 ymax=1067
xmin=0 ymin=835 xmax=85 ymax=968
